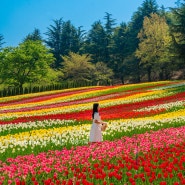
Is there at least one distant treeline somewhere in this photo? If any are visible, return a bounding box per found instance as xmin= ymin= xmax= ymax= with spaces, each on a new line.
xmin=0 ymin=81 xmax=105 ymax=97
xmin=0 ymin=0 xmax=185 ymax=93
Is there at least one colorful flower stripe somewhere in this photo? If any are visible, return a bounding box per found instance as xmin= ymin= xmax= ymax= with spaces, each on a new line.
xmin=0 ymin=91 xmax=140 ymax=113
xmin=135 ymin=99 xmax=185 ymax=112
xmin=2 ymin=87 xmax=184 ymax=116
xmin=0 ymin=90 xmax=171 ymax=120
xmin=0 ymin=126 xmax=185 ymax=184
xmin=1 ymin=89 xmax=184 ymax=123
xmin=0 ymin=119 xmax=76 ymax=135
xmin=0 ymin=80 xmax=174 ymax=109
xmin=0 ymin=90 xmax=184 ymax=124
xmin=0 ymin=124 xmax=90 ymax=156
xmin=0 ymin=87 xmax=122 ymax=110
xmin=0 ymin=89 xmax=160 ymax=113
xmin=0 ymin=86 xmax=114 ymax=110
xmin=1 ymin=109 xmax=185 ymax=157
xmin=99 ymin=90 xmax=185 ymax=114
xmin=1 ymin=106 xmax=185 ymax=140
xmin=1 ymin=142 xmax=185 ymax=184
xmin=0 ymin=86 xmax=108 ymax=106
xmin=0 ymin=86 xmax=97 ymax=104
xmin=151 ymin=81 xmax=185 ymax=90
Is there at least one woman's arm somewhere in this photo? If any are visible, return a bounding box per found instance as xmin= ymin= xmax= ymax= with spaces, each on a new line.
xmin=94 ymin=119 xmax=103 ymax=124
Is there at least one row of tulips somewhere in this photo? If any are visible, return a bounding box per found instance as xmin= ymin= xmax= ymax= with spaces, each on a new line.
xmin=0 ymin=81 xmax=174 ymax=104
xmin=0 ymin=126 xmax=185 ymax=184
xmin=0 ymin=86 xmax=98 ymax=104
xmin=1 ymin=89 xmax=185 ymax=124
xmin=0 ymin=88 xmax=183 ymax=120
xmin=0 ymin=84 xmax=172 ymax=113
xmin=0 ymin=81 xmax=177 ymax=111
xmin=0 ymin=82 xmax=185 ymax=123
xmin=1 ymin=106 xmax=185 ymax=161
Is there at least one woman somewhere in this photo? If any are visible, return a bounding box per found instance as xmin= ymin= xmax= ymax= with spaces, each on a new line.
xmin=89 ymin=103 xmax=107 ymax=142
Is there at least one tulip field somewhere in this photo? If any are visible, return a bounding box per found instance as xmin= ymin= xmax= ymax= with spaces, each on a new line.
xmin=0 ymin=80 xmax=185 ymax=185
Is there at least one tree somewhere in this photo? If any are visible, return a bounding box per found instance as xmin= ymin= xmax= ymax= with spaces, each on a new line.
xmin=170 ymin=1 xmax=185 ymax=68
xmin=0 ymin=34 xmax=5 ymax=49
xmin=23 ymin=28 xmax=42 ymax=42
xmin=61 ymin=52 xmax=95 ymax=83
xmin=0 ymin=48 xmax=12 ymax=84
xmin=45 ymin=18 xmax=84 ymax=69
xmin=135 ymin=13 xmax=172 ymax=81
xmin=94 ymin=62 xmax=114 ymax=85
xmin=0 ymin=40 xmax=55 ymax=89
xmin=84 ymin=20 xmax=107 ymax=63
xmin=112 ymin=23 xmax=131 ymax=83
xmin=45 ymin=18 xmax=64 ymax=68
xmin=128 ymin=0 xmax=159 ymax=54
xmin=61 ymin=21 xmax=84 ymax=55
xmin=104 ymin=12 xmax=116 ymax=65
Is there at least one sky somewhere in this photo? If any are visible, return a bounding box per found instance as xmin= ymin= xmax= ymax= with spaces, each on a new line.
xmin=0 ymin=0 xmax=177 ymax=47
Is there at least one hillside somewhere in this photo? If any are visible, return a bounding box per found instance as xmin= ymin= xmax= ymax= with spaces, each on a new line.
xmin=0 ymin=80 xmax=185 ymax=184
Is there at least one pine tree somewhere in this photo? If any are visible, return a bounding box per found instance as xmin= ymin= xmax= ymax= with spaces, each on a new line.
xmin=0 ymin=34 xmax=5 ymax=49
xmin=171 ymin=1 xmax=185 ymax=62
xmin=23 ymin=28 xmax=42 ymax=42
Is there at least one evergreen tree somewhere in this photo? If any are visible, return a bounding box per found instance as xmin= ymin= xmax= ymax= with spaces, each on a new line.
xmin=118 ymin=0 xmax=159 ymax=83
xmin=104 ymin=12 xmax=116 ymax=65
xmin=45 ymin=18 xmax=64 ymax=68
xmin=84 ymin=20 xmax=107 ymax=63
xmin=112 ymin=23 xmax=130 ymax=83
xmin=0 ymin=34 xmax=5 ymax=49
xmin=23 ymin=28 xmax=42 ymax=42
xmin=45 ymin=18 xmax=84 ymax=68
xmin=61 ymin=21 xmax=84 ymax=55
xmin=170 ymin=0 xmax=185 ymax=66
xmin=128 ymin=0 xmax=159 ymax=54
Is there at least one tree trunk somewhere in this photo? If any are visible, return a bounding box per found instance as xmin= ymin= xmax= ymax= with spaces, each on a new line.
xmin=19 ymin=84 xmax=23 ymax=94
xmin=121 ymin=75 xmax=124 ymax=84
xmin=159 ymin=67 xmax=164 ymax=80
xmin=147 ymin=66 xmax=152 ymax=82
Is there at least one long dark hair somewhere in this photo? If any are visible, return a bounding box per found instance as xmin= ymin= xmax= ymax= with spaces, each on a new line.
xmin=92 ymin=103 xmax=99 ymax=119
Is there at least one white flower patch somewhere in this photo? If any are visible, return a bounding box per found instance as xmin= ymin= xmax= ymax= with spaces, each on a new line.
xmin=104 ymin=115 xmax=185 ymax=136
xmin=134 ymin=100 xmax=185 ymax=112
xmin=152 ymin=81 xmax=185 ymax=90
xmin=0 ymin=119 xmax=75 ymax=133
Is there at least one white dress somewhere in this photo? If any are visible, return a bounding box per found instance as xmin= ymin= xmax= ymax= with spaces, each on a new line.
xmin=89 ymin=112 xmax=102 ymax=142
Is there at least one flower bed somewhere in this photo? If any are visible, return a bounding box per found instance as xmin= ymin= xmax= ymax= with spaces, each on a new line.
xmin=0 ymin=80 xmax=185 ymax=184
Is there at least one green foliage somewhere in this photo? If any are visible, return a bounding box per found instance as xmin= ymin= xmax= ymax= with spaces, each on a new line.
xmin=1 ymin=1 xmax=185 ymax=86
xmin=45 ymin=18 xmax=85 ymax=68
xmin=84 ymin=20 xmax=107 ymax=63
xmin=61 ymin=52 xmax=113 ymax=85
xmin=45 ymin=18 xmax=63 ymax=68
xmin=0 ymin=34 xmax=5 ymax=49
xmin=61 ymin=52 xmax=95 ymax=83
xmin=0 ymin=40 xmax=55 ymax=89
xmin=127 ymin=0 xmax=159 ymax=54
xmin=112 ymin=23 xmax=134 ymax=83
xmin=94 ymin=62 xmax=114 ymax=85
xmin=170 ymin=1 xmax=185 ymax=68
xmin=23 ymin=28 xmax=42 ymax=42
xmin=136 ymin=13 xmax=173 ymax=81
